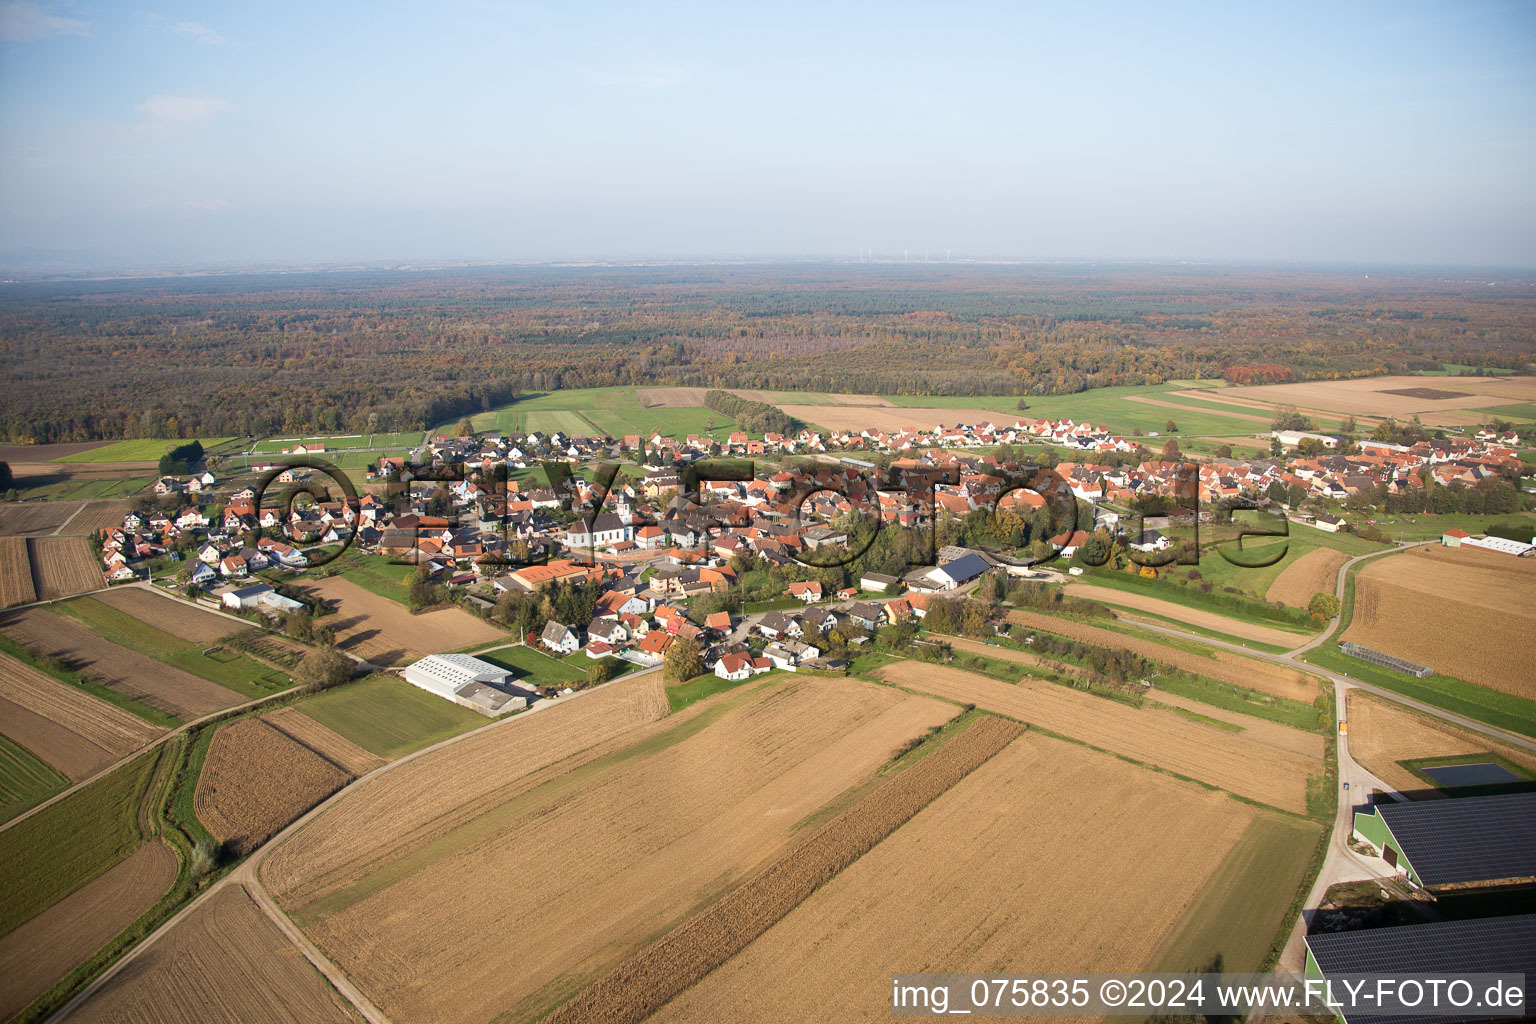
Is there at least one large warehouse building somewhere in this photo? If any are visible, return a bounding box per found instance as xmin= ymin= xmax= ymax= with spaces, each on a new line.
xmin=1351 ymin=791 xmax=1536 ymax=890
xmin=403 ymin=653 xmax=533 ymax=717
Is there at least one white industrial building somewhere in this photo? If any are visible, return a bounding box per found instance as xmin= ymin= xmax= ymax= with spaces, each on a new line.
xmin=403 ymin=653 xmax=532 ymax=716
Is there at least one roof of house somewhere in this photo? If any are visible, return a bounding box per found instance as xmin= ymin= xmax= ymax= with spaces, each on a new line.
xmin=1375 ymin=792 xmax=1536 ymax=886
xmin=1442 ymin=528 xmax=1471 ymax=538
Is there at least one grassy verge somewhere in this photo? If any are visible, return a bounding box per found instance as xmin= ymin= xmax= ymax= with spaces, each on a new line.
xmin=1076 ymin=567 xmax=1318 ymax=632
xmin=1156 ymin=673 xmax=1326 ymax=733
xmin=0 ymin=633 xmax=180 ymax=728
xmin=328 ymin=554 xmax=415 ymax=606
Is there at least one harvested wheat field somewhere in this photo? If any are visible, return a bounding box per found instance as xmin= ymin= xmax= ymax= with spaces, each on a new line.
xmin=92 ymin=587 xmax=238 ymax=643
xmin=0 ymin=653 xmax=162 ymax=780
xmin=651 ymin=730 xmax=1255 ymax=1024
xmin=1174 ymin=387 xmax=1379 ymax=427
xmin=547 ymin=716 xmax=1024 ymax=1024
xmin=300 ymin=576 xmax=502 ymax=664
xmin=779 ymin=404 xmax=1020 ymax=434
xmin=281 ymin=676 xmax=956 ymax=1024
xmin=195 ymin=718 xmax=352 ymax=855
xmin=66 ymin=883 xmax=362 ymax=1024
xmin=1266 ymin=547 xmax=1349 ymax=608
xmin=1005 ymin=609 xmax=1321 ymax=701
xmin=263 ymin=672 xmax=672 ymax=907
xmin=27 ymin=537 xmax=103 ymax=601
xmin=1201 ymin=375 xmax=1536 ymax=419
xmin=1063 ymin=583 xmax=1308 ymax=647
xmin=0 ymin=840 xmax=177 ymax=1021
xmin=1346 ymin=690 xmax=1536 ymax=793
xmin=1143 ymin=690 xmax=1324 ymax=759
xmin=0 ymin=502 xmax=82 ymax=538
xmin=262 ymin=707 xmax=385 ymax=776
xmin=877 ymin=662 xmax=1315 ymax=812
xmin=1123 ymin=393 xmax=1273 ymax=424
xmin=0 ymin=607 xmax=241 ymax=718
xmin=1344 ymin=547 xmax=1536 ymax=696
xmin=65 ymin=500 xmax=135 ymax=536
xmin=0 ymin=537 xmax=36 ymax=609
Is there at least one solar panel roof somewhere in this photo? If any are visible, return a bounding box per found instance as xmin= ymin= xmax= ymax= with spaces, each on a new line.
xmin=1306 ymin=914 xmax=1536 ymax=1024
xmin=1377 ymin=792 xmax=1536 ymax=886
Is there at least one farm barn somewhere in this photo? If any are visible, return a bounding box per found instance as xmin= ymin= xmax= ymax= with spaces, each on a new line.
xmin=1351 ymin=792 xmax=1536 ymax=890
xmin=403 ymin=653 xmax=533 ymax=717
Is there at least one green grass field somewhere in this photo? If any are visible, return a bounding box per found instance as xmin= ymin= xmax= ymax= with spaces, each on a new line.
xmin=1189 ymin=529 xmax=1383 ymax=602
xmin=1343 ymin=511 xmax=1536 ymax=543
xmin=444 ymin=387 xmax=744 ymax=441
xmin=294 ymin=674 xmax=486 ymax=760
xmin=0 ymin=749 xmax=159 ymax=936
xmin=54 ymin=438 xmax=236 ymax=464
xmin=1303 ymin=645 xmax=1536 ymax=738
xmin=883 ymin=383 xmax=1272 ymax=437
xmin=1149 ymin=813 xmax=1323 ymax=973
xmin=53 ymin=598 xmax=292 ymax=698
xmin=330 ymin=555 xmax=416 ymax=606
xmin=250 ymin=431 xmax=422 ymax=454
xmin=0 ymin=734 xmax=69 ymax=824
xmin=477 ymin=644 xmax=592 ymax=686
xmin=1077 ymin=565 xmax=1317 ymax=635
xmin=14 ymin=474 xmax=153 ymax=502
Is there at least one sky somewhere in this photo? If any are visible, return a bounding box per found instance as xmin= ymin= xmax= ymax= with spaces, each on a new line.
xmin=1 ymin=0 xmax=1534 ymax=269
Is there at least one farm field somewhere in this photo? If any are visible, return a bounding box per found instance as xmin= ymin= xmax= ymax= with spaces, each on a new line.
xmin=262 ymin=707 xmax=386 ymax=776
xmin=477 ymin=643 xmax=591 ymax=686
xmin=1345 ymin=690 xmax=1536 ymax=793
xmin=65 ymin=883 xmax=363 ymax=1024
xmin=0 ymin=501 xmax=82 ymax=537
xmin=289 ymin=674 xmax=490 ymax=761
xmin=1266 ymin=546 xmax=1350 ymax=608
xmin=27 ymin=536 xmax=103 ymax=601
xmin=251 ymin=431 xmax=422 ymax=454
xmin=881 ymin=381 xmax=1267 ymax=436
xmin=650 ymin=730 xmax=1257 ymax=1023
xmin=54 ymin=437 xmax=237 ymax=463
xmin=65 ymin=499 xmax=136 ymax=535
xmin=264 ymin=672 xmax=671 ymax=906
xmin=0 ymin=651 xmax=164 ymax=780
xmin=1003 ymin=609 xmax=1322 ymax=701
xmin=274 ymin=676 xmax=956 ymax=1024
xmin=0 ymin=840 xmax=177 ymax=1022
xmin=0 ymin=536 xmax=36 ymax=608
xmin=1063 ymin=582 xmax=1310 ymax=647
xmin=298 ymin=575 xmax=503 ymax=664
xmin=875 ymin=661 xmax=1317 ymax=812
xmin=1344 ymin=546 xmax=1536 ymax=697
xmin=550 ymin=715 xmax=1024 ymax=1024
xmin=8 ymin=470 xmax=154 ymax=503
xmin=0 ymin=607 xmax=244 ymax=718
xmin=194 ymin=717 xmax=353 ymax=855
xmin=1142 ymin=690 xmax=1324 ymax=759
xmin=779 ymin=403 xmax=1021 ymax=434
xmin=456 ymin=386 xmax=743 ymax=442
xmin=0 ymin=733 xmax=66 ymax=821
xmin=91 ymin=587 xmax=240 ymax=642
xmin=1188 ymin=375 xmax=1536 ymax=424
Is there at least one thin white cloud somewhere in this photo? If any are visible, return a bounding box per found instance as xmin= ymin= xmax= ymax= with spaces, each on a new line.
xmin=172 ymin=20 xmax=224 ymax=45
xmin=593 ymin=64 xmax=687 ymax=90
xmin=0 ymin=0 xmax=88 ymax=41
xmin=135 ymin=93 xmax=233 ymax=126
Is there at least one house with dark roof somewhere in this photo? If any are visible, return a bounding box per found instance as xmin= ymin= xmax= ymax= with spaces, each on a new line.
xmin=1352 ymin=792 xmax=1536 ymax=890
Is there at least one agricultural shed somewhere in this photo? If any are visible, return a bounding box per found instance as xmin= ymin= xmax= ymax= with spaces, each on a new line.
xmin=1352 ymin=792 xmax=1536 ymax=889
xmin=1304 ymin=914 xmax=1536 ymax=1024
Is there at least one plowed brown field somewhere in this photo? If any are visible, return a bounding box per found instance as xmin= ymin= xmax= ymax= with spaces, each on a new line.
xmin=64 ymin=500 xmax=134 ymax=536
xmin=1063 ymin=583 xmax=1309 ymax=647
xmin=298 ymin=576 xmax=502 ymax=664
xmin=1345 ymin=690 xmax=1536 ymax=793
xmin=1004 ymin=609 xmax=1321 ymax=701
xmin=0 ymin=502 xmax=81 ymax=537
xmin=262 ymin=707 xmax=385 ymax=776
xmin=0 ymin=607 xmax=241 ymax=718
xmin=0 ymin=653 xmax=162 ymax=780
xmin=1266 ymin=547 xmax=1349 ymax=608
xmin=1344 ymin=547 xmax=1536 ymax=696
xmin=780 ymin=404 xmax=1021 ymax=434
xmin=0 ymin=841 xmax=177 ymax=1021
xmin=264 ymin=672 xmax=672 ymax=906
xmin=876 ymin=662 xmax=1315 ymax=812
xmin=28 ymin=537 xmax=103 ymax=600
xmin=0 ymin=537 xmax=35 ymax=608
xmin=66 ymin=883 xmax=362 ymax=1024
xmin=547 ymin=716 xmax=1025 ymax=1024
xmin=1195 ymin=375 xmax=1536 ymax=418
xmin=651 ymin=731 xmax=1255 ymax=1023
xmin=195 ymin=718 xmax=352 ymax=855
xmin=282 ymin=676 xmax=956 ymax=1024
xmin=92 ymin=587 xmax=239 ymax=642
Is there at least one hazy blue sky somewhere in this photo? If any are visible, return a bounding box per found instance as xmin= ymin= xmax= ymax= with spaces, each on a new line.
xmin=2 ymin=1 xmax=1533 ymax=268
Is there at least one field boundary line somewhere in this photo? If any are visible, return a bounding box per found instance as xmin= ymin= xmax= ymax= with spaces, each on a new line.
xmin=243 ymin=881 xmax=392 ymax=1024
xmin=47 ymin=505 xmax=86 ymax=537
